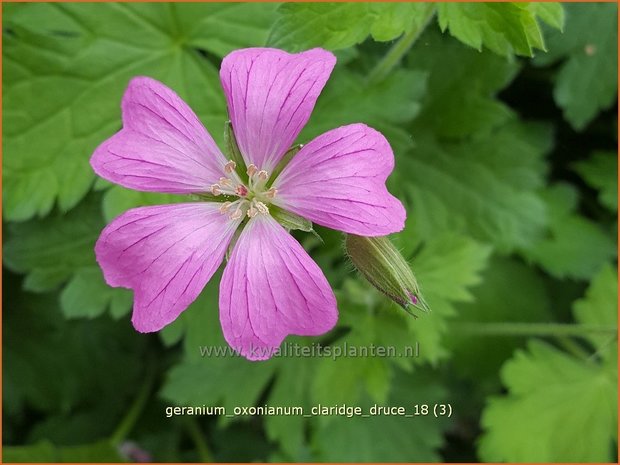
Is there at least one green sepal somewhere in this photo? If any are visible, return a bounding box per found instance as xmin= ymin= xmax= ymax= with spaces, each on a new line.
xmin=270 ymin=144 xmax=302 ymax=182
xmin=189 ymin=192 xmax=230 ymax=203
xmin=224 ymin=121 xmax=247 ymax=178
xmin=271 ymin=206 xmax=322 ymax=241
xmin=344 ymin=234 xmax=430 ymax=316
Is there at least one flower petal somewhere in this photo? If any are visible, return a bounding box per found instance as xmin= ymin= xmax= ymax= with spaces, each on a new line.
xmin=220 ymin=48 xmax=336 ymax=173
xmin=91 ymin=77 xmax=228 ymax=194
xmin=219 ymin=215 xmax=338 ymax=360
xmin=272 ymin=123 xmax=406 ymax=236
xmin=95 ymin=203 xmax=240 ymax=332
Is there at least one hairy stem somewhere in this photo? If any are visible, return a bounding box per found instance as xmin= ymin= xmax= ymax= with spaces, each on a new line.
xmin=367 ymin=5 xmax=436 ymax=84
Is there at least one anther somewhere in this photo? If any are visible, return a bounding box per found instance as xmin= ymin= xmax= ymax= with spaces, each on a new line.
xmin=230 ymin=208 xmax=243 ymax=220
xmin=255 ymin=201 xmax=269 ymax=215
xmin=219 ymin=177 xmax=233 ymax=187
xmin=224 ymin=160 xmax=237 ymax=174
xmin=210 ymin=184 xmax=222 ymax=196
xmin=219 ymin=202 xmax=232 ymax=214
xmin=247 ymin=164 xmax=258 ymax=177
xmin=257 ymin=170 xmax=269 ymax=181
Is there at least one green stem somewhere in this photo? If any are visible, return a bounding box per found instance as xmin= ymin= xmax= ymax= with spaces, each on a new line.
xmin=184 ymin=417 xmax=213 ymax=463
xmin=367 ymin=5 xmax=436 ymax=84
xmin=110 ymin=362 xmax=155 ymax=445
xmin=453 ymin=322 xmax=617 ymax=338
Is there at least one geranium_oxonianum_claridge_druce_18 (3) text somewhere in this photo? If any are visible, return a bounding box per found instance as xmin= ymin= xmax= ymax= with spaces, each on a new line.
xmin=90 ymin=47 xmax=406 ymax=361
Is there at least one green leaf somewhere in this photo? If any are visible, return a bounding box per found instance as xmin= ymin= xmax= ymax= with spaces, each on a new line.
xmin=176 ymin=3 xmax=279 ymax=57
xmin=301 ymin=67 xmax=427 ymax=155
xmin=521 ymin=183 xmax=616 ymax=280
xmin=162 ymin=357 xmax=277 ymax=423
xmin=533 ymin=3 xmax=617 ymax=130
xmin=311 ymin=369 xmax=447 ymax=462
xmin=3 ymin=197 xmax=103 ymax=292
xmin=28 ymin=406 xmax=125 ymax=446
xmin=397 ymin=122 xmax=550 ymax=251
xmin=408 ymin=30 xmax=518 ymax=138
xmin=3 ymin=26 xmax=101 ymax=221
xmin=401 ymin=234 xmax=492 ymax=364
xmin=573 ymin=151 xmax=618 ymax=212
xmin=268 ymin=3 xmax=435 ymax=51
xmin=102 ymin=185 xmax=183 ymax=223
xmin=3 ymin=3 xmax=275 ymax=221
xmin=4 ymin=285 xmax=145 ymax=417
xmin=60 ymin=267 xmax=132 ymax=319
xmin=311 ymin=313 xmax=392 ymax=411
xmin=160 ymin=279 xmax=278 ymax=421
xmin=528 ymin=3 xmax=565 ymax=31
xmin=436 ymin=3 xmax=562 ymax=57
xmin=479 ymin=340 xmax=617 ymax=462
xmin=296 ymin=285 xmax=418 ymax=421
xmin=573 ymin=264 xmax=618 ymax=362
xmin=368 ymin=3 xmax=435 ymax=42
xmin=3 ymin=195 xmax=133 ymax=319
xmin=264 ymin=356 xmax=315 ymax=460
xmin=447 ymin=256 xmax=552 ymax=380
xmin=3 ymin=440 xmax=125 ymax=463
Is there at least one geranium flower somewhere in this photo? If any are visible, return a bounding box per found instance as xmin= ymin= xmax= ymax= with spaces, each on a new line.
xmin=91 ymin=47 xmax=405 ymax=360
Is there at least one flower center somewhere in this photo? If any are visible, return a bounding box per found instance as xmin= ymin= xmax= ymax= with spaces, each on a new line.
xmin=210 ymin=160 xmax=278 ymax=220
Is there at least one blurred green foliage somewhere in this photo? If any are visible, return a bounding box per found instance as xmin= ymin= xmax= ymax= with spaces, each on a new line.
xmin=3 ymin=2 xmax=618 ymax=463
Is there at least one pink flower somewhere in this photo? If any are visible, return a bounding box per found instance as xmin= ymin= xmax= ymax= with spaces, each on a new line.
xmin=91 ymin=48 xmax=405 ymax=360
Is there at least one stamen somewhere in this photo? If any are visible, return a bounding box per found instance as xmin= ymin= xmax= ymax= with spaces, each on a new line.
xmin=247 ymin=164 xmax=258 ymax=177
xmin=246 ymin=199 xmax=269 ymax=218
xmin=255 ymin=201 xmax=269 ymax=215
xmin=218 ymin=198 xmax=250 ymax=220
xmin=224 ymin=160 xmax=237 ymax=174
xmin=264 ymin=187 xmax=277 ymax=199
xmin=219 ymin=177 xmax=233 ymax=187
xmin=210 ymin=184 xmax=222 ymax=196
xmin=219 ymin=202 xmax=232 ymax=213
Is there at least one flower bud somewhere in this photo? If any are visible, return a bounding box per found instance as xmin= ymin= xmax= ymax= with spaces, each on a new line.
xmin=344 ymin=234 xmax=429 ymax=316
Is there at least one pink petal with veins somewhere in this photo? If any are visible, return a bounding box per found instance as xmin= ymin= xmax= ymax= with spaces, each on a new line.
xmin=219 ymin=214 xmax=338 ymax=360
xmin=220 ymin=48 xmax=336 ymax=173
xmin=95 ymin=203 xmax=240 ymax=332
xmin=91 ymin=77 xmax=228 ymax=193
xmin=272 ymin=123 xmax=406 ymax=236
